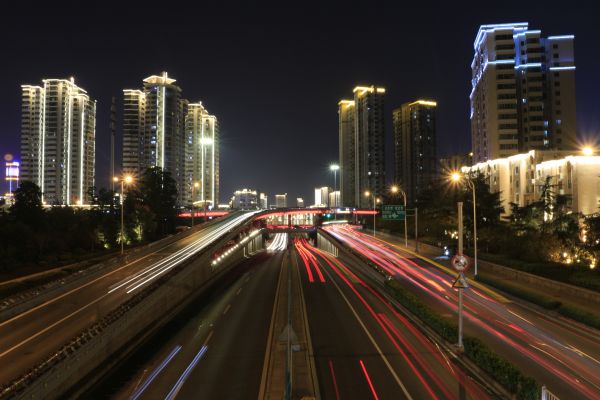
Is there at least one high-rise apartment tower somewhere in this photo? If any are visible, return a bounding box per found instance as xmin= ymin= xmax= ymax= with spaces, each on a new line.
xmin=338 ymin=85 xmax=386 ymax=208
xmin=185 ymin=102 xmax=220 ymax=207
xmin=470 ymin=23 xmax=576 ymax=162
xmin=393 ymin=100 xmax=437 ymax=203
xmin=21 ymin=78 xmax=96 ymax=205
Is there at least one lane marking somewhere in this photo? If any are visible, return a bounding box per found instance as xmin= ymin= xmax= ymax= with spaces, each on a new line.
xmin=203 ymin=331 xmax=214 ymax=347
xmin=223 ymin=304 xmax=231 ymax=315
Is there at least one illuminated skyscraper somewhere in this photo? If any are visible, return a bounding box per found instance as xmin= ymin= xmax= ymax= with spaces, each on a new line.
xmin=470 ymin=23 xmax=576 ymax=162
xmin=393 ymin=100 xmax=437 ymax=203
xmin=123 ymin=72 xmax=188 ymax=204
xmin=338 ymin=85 xmax=386 ymax=208
xmin=21 ymin=78 xmax=96 ymax=205
xmin=185 ymin=102 xmax=220 ymax=208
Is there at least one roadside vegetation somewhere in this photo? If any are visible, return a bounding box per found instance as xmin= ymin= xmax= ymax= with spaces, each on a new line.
xmin=385 ymin=278 xmax=540 ymax=400
xmin=375 ymin=173 xmax=600 ymax=292
xmin=0 ymin=167 xmax=179 ymax=273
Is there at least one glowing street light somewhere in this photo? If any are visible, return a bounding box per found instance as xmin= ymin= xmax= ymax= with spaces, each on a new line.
xmin=191 ymin=181 xmax=200 ymax=227
xmin=582 ymin=146 xmax=594 ymax=156
xmin=114 ymin=175 xmax=134 ymax=254
xmin=330 ymin=164 xmax=340 ymax=209
xmin=390 ymin=185 xmax=408 ymax=247
xmin=364 ymin=191 xmax=377 ymax=237
xmin=450 ymin=171 xmax=478 ymax=276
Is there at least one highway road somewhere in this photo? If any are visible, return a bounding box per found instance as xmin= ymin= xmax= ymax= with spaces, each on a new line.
xmin=326 ymin=224 xmax=600 ymax=399
xmin=0 ymin=211 xmax=257 ymax=387
xmin=293 ymin=237 xmax=490 ymax=400
xmin=90 ymin=245 xmax=284 ymax=399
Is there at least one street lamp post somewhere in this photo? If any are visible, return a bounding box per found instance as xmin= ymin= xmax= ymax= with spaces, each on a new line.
xmin=330 ymin=164 xmax=339 ymax=217
xmin=364 ymin=191 xmax=378 ymax=237
xmin=114 ymin=175 xmax=133 ymax=255
xmin=191 ymin=182 xmax=199 ymax=227
xmin=391 ymin=185 xmax=408 ymax=247
xmin=452 ymin=172 xmax=478 ymax=276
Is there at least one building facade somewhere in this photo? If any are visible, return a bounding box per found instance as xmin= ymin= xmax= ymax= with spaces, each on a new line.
xmin=123 ymin=72 xmax=219 ymax=207
xmin=338 ymin=85 xmax=386 ymax=208
xmin=314 ymin=186 xmax=331 ymax=207
xmin=464 ymin=150 xmax=599 ymax=215
xmin=338 ymin=99 xmax=355 ymax=208
xmin=275 ymin=194 xmax=287 ymax=208
xmin=21 ymin=78 xmax=96 ymax=205
xmin=470 ymin=23 xmax=576 ymax=163
xmin=185 ymin=102 xmax=220 ymax=208
xmin=393 ymin=100 xmax=437 ymax=204
xmin=231 ymin=189 xmax=258 ymax=210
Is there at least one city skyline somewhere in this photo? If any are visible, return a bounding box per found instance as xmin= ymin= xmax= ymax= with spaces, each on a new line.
xmin=1 ymin=3 xmax=599 ymax=204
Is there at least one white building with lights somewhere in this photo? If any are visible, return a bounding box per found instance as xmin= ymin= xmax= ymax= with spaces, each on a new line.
xmin=470 ymin=23 xmax=576 ymax=163
xmin=464 ymin=150 xmax=600 ymax=215
xmin=123 ymin=72 xmax=219 ymax=206
xmin=185 ymin=102 xmax=219 ymax=208
xmin=21 ymin=78 xmax=96 ymax=205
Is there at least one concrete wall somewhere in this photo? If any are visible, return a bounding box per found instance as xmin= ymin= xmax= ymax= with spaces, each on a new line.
xmin=7 ymin=229 xmax=264 ymax=399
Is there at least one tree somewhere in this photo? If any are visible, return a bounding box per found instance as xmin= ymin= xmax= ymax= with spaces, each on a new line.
xmin=10 ymin=180 xmax=44 ymax=226
xmin=129 ymin=167 xmax=179 ymax=240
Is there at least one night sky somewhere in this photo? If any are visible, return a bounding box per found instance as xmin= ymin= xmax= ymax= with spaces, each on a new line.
xmin=1 ymin=1 xmax=598 ymax=204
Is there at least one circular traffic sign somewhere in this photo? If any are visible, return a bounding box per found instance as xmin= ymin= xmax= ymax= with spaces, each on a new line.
xmin=451 ymin=255 xmax=470 ymax=272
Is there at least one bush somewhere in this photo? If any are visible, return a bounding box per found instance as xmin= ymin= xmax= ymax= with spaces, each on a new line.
xmin=384 ymin=279 xmax=540 ymax=399
xmin=474 ymin=275 xmax=562 ymax=309
xmin=464 ymin=337 xmax=539 ymax=400
xmin=557 ymin=304 xmax=600 ymax=330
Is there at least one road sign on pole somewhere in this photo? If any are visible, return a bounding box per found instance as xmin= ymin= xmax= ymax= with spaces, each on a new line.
xmin=382 ymin=205 xmax=405 ymax=221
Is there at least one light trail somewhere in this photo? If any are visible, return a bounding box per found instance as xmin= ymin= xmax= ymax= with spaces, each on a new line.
xmin=130 ymin=345 xmax=182 ymax=400
xmin=164 ymin=345 xmax=208 ymax=400
xmin=108 ymin=212 xmax=259 ymax=294
xmin=267 ymin=233 xmax=287 ymax=252
xmin=326 ymin=224 xmax=600 ymax=398
xmin=359 ymin=360 xmax=380 ymax=400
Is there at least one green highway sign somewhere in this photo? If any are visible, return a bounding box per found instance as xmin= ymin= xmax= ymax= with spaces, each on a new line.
xmin=382 ymin=205 xmax=405 ymax=221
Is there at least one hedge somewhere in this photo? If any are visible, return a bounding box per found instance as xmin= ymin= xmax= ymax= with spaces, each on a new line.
xmin=474 ymin=275 xmax=562 ymax=309
xmin=385 ymin=279 xmax=540 ymax=400
xmin=475 ymin=274 xmax=600 ymax=330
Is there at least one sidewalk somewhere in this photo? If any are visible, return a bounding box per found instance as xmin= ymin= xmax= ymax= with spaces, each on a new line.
xmin=376 ymin=230 xmax=600 ymax=317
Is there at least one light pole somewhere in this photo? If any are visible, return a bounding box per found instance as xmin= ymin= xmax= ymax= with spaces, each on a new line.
xmin=114 ymin=175 xmax=133 ymax=255
xmin=330 ymin=164 xmax=339 ymax=213
xmin=452 ymin=172 xmax=478 ymax=276
xmin=364 ymin=191 xmax=379 ymax=237
xmin=391 ymin=185 xmax=408 ymax=247
xmin=191 ymin=182 xmax=199 ymax=227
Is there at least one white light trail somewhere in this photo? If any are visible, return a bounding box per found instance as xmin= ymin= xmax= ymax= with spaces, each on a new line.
xmin=267 ymin=233 xmax=287 ymax=252
xmin=108 ymin=212 xmax=259 ymax=295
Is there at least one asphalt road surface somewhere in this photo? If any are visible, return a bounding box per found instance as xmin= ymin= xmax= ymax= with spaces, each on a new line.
xmin=293 ymin=237 xmax=490 ymax=400
xmin=326 ymin=224 xmax=600 ymax=399
xmin=0 ymin=212 xmax=257 ymax=386
xmin=89 ymin=250 xmax=283 ymax=399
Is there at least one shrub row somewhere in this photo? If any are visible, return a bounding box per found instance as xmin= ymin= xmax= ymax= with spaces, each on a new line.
xmin=474 ymin=274 xmax=561 ymax=309
xmin=475 ymin=274 xmax=600 ymax=330
xmin=384 ymin=279 xmax=540 ymax=400
xmin=479 ymin=252 xmax=600 ymax=293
